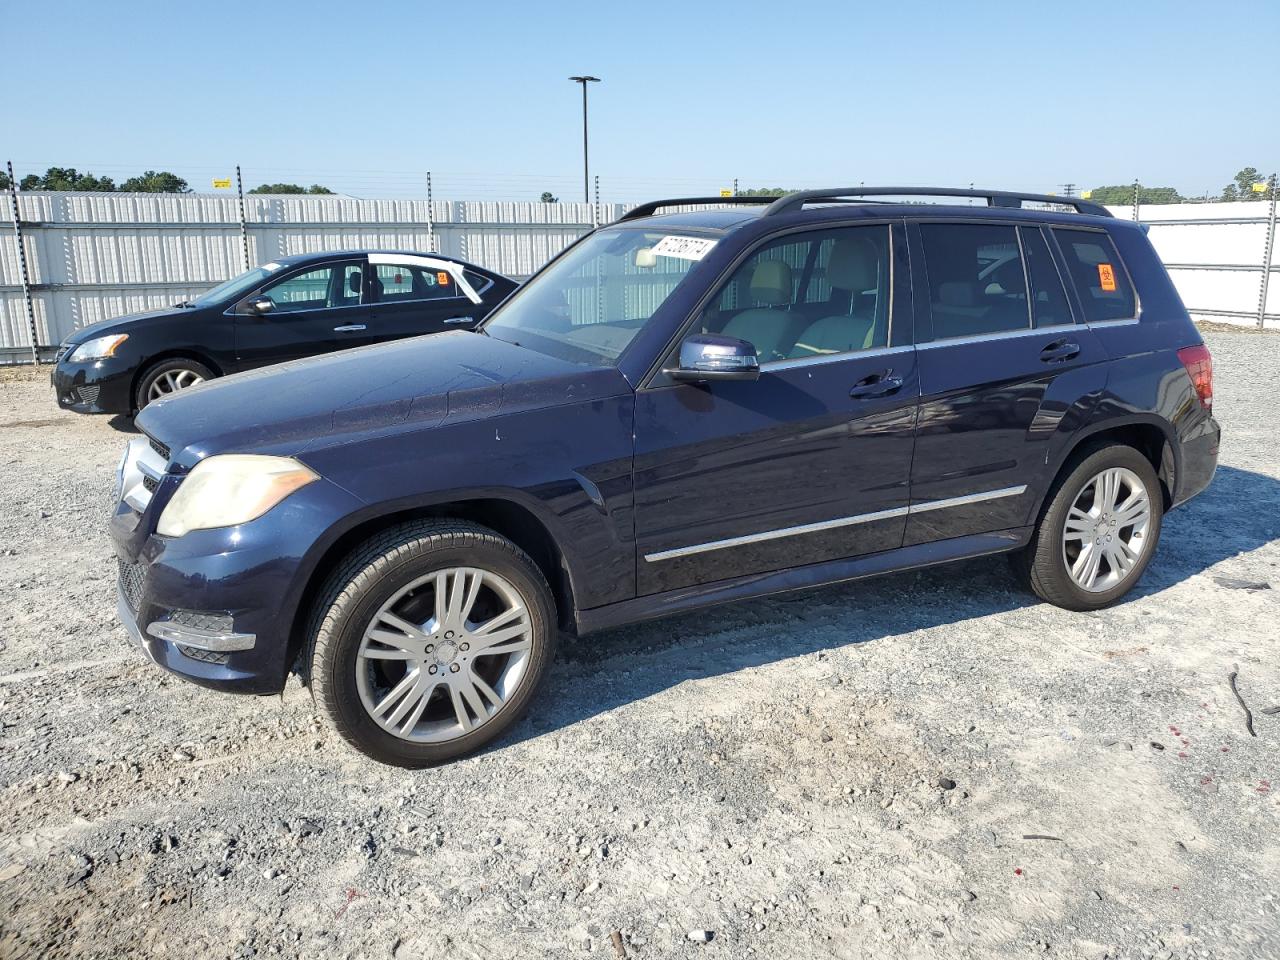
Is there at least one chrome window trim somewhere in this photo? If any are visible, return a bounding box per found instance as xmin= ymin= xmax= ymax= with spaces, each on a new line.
xmin=1085 ymin=317 xmax=1141 ymax=329
xmin=915 ymin=323 xmax=1076 ymax=351
xmin=762 ymin=343 xmax=914 ymax=373
xmin=644 ymin=484 xmax=1028 ymax=562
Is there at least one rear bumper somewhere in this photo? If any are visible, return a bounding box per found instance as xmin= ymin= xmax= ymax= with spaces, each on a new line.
xmin=1172 ymin=414 xmax=1220 ymax=507
xmin=52 ymin=358 xmax=135 ymax=414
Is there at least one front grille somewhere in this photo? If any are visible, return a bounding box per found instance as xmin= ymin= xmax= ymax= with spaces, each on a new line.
xmin=75 ymin=384 xmax=100 ymax=404
xmin=148 ymin=437 xmax=170 ymax=461
xmin=117 ymin=557 xmax=146 ymax=613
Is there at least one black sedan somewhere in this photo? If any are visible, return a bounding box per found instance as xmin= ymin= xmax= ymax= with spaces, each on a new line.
xmin=51 ymin=250 xmax=518 ymax=415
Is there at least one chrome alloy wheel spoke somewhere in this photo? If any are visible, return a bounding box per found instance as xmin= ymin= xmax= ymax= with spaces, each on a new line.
xmin=1062 ymin=466 xmax=1152 ymax=593
xmin=355 ymin=566 xmax=534 ymax=743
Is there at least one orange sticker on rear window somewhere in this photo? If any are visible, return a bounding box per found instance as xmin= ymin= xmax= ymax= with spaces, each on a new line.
xmin=437 ymin=271 xmax=450 ymax=285
xmin=1097 ymin=263 xmax=1117 ymax=292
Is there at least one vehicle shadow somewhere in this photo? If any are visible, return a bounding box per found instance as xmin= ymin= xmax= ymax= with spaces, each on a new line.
xmin=107 ymin=414 xmax=139 ymax=435
xmin=498 ymin=464 xmax=1280 ymax=750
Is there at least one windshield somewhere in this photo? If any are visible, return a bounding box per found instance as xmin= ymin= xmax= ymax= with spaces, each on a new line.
xmin=482 ymin=228 xmax=714 ymax=364
xmin=189 ymin=262 xmax=285 ymax=307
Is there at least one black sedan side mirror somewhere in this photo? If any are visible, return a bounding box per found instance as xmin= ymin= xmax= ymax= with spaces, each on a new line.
xmin=247 ymin=295 xmax=275 ymax=315
xmin=666 ymin=333 xmax=761 ymax=383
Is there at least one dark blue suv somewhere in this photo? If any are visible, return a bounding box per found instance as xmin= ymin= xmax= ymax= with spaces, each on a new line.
xmin=111 ymin=187 xmax=1220 ymax=767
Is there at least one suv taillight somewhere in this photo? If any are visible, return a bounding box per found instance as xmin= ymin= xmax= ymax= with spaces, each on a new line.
xmin=1177 ymin=344 xmax=1213 ymax=411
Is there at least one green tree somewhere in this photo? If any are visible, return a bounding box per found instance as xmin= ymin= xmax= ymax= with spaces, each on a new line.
xmin=540 ymin=191 xmax=558 ymax=203
xmin=1221 ymin=167 xmax=1274 ymax=201
xmin=18 ymin=166 xmax=115 ymax=191
xmin=248 ymin=182 xmax=335 ymax=194
xmin=0 ymin=169 xmax=9 ymax=190
xmin=734 ymin=187 xmax=790 ymax=197
xmin=1085 ymin=183 xmax=1183 ymax=205
xmin=119 ymin=170 xmax=190 ymax=193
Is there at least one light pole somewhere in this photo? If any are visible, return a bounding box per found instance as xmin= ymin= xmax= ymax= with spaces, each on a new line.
xmin=569 ymin=75 xmax=600 ymax=204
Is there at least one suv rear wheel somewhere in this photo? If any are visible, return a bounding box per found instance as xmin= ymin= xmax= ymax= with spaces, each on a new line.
xmin=1014 ymin=445 xmax=1163 ymax=611
xmin=308 ymin=520 xmax=556 ymax=767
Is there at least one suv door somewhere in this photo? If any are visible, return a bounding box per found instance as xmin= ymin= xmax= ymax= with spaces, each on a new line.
xmin=904 ymin=220 xmax=1107 ymax=545
xmin=232 ymin=258 xmax=370 ymax=369
xmin=632 ymin=222 xmax=918 ymax=595
xmin=367 ymin=255 xmax=485 ymax=342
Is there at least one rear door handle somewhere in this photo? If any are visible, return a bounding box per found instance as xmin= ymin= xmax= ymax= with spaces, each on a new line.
xmin=1040 ymin=337 xmax=1080 ymax=363
xmin=443 ymin=316 xmax=476 ymax=325
xmin=333 ymin=324 xmax=367 ymax=333
xmin=849 ymin=369 xmax=904 ymax=399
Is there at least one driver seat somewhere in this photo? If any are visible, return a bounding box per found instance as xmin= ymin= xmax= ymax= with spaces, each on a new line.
xmin=719 ymin=260 xmax=801 ymax=362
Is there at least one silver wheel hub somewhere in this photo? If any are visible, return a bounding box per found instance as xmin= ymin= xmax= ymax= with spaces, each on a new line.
xmin=1062 ymin=466 xmax=1152 ymax=593
xmin=356 ymin=567 xmax=533 ymax=743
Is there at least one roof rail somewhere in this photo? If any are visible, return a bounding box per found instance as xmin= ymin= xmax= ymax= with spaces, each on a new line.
xmin=617 ymin=196 xmax=775 ymax=222
xmin=763 ymin=187 xmax=1113 ymax=219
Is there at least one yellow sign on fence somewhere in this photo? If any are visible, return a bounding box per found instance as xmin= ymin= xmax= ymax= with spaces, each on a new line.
xmin=720 ymin=189 xmax=733 ymax=197
xmin=212 ymin=178 xmax=232 ymax=189
xmin=1252 ymin=182 xmax=1268 ymax=193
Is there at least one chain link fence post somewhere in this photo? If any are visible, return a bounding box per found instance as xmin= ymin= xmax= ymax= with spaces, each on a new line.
xmin=235 ymin=165 xmax=250 ymax=271
xmin=425 ymin=171 xmax=435 ymax=253
xmin=1131 ymin=179 xmax=1140 ymax=222
xmin=5 ymin=160 xmax=40 ymax=364
xmin=593 ymin=175 xmax=600 ymax=228
xmin=1258 ymin=172 xmax=1278 ymax=329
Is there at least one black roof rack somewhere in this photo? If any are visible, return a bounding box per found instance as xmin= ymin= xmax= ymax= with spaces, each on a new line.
xmin=618 ymin=196 xmax=774 ymax=222
xmin=763 ymin=186 xmax=1113 ymax=218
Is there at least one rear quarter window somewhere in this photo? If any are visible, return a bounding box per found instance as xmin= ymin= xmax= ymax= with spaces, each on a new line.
xmin=1053 ymin=229 xmax=1137 ymax=322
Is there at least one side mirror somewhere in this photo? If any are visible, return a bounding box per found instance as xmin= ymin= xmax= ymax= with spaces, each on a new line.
xmin=247 ymin=295 xmax=275 ymax=315
xmin=666 ymin=333 xmax=760 ymax=383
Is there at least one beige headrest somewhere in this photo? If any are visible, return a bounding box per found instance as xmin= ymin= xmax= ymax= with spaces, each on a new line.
xmin=827 ymin=237 xmax=878 ymax=291
xmin=634 ymin=247 xmax=657 ymax=269
xmin=749 ymin=260 xmax=793 ymax=305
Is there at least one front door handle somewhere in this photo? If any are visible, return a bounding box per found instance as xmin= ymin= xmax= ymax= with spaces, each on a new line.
xmin=849 ymin=369 xmax=904 ymax=399
xmin=443 ymin=316 xmax=476 ymax=325
xmin=333 ymin=324 xmax=367 ymax=333
xmin=1040 ymin=337 xmax=1080 ymax=363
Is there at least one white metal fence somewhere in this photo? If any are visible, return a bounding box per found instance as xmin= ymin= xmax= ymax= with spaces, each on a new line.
xmin=3 ymin=190 xmax=1277 ymax=361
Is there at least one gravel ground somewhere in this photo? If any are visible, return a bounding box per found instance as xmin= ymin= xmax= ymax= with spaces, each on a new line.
xmin=1 ymin=329 xmax=1277 ymax=960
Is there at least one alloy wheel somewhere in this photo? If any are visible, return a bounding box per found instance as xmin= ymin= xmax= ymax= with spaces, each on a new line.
xmin=355 ymin=567 xmax=533 ymax=743
xmin=1061 ymin=466 xmax=1152 ymax=593
xmin=147 ymin=368 xmax=205 ymax=401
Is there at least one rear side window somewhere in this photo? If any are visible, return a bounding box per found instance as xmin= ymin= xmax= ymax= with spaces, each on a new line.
xmin=372 ymin=263 xmax=460 ymax=303
xmin=919 ymin=223 xmax=1029 ymax=340
xmin=1053 ymin=229 xmax=1137 ymax=322
xmin=1020 ymin=227 xmax=1072 ymax=328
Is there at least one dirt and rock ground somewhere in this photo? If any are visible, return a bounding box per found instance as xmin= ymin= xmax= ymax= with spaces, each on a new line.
xmin=0 ymin=329 xmax=1277 ymax=960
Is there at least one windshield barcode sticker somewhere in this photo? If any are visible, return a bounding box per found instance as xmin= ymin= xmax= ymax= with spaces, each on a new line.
xmin=651 ymin=235 xmax=717 ymax=261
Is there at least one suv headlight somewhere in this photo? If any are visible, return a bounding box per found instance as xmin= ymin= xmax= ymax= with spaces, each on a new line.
xmin=69 ymin=333 xmax=129 ymax=361
xmin=156 ymin=455 xmax=319 ymax=537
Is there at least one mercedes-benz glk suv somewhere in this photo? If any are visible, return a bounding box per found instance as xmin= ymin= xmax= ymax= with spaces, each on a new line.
xmin=111 ymin=187 xmax=1220 ymax=767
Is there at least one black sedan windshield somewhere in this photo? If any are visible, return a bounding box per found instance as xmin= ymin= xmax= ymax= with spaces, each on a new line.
xmin=189 ymin=263 xmax=286 ymax=308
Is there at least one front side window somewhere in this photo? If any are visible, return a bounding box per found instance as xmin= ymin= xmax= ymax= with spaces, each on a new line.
xmin=260 ymin=264 xmax=356 ymax=313
xmin=920 ymin=223 xmax=1029 ymax=340
xmin=699 ymin=225 xmax=892 ymax=362
xmin=372 ymin=263 xmax=460 ymax=303
xmin=483 ymin=228 xmax=707 ymax=365
xmin=1053 ymin=229 xmax=1137 ymax=322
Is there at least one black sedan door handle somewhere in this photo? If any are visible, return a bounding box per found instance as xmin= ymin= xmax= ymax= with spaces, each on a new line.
xmin=1040 ymin=337 xmax=1080 ymax=363
xmin=849 ymin=370 xmax=904 ymax=399
xmin=443 ymin=316 xmax=476 ymax=325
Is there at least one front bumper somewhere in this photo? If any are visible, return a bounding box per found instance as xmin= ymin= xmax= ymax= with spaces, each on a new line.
xmin=110 ymin=444 xmax=366 ymax=695
xmin=52 ymin=356 xmax=135 ymax=414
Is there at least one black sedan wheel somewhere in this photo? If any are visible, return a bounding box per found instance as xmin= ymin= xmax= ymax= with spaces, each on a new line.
xmin=135 ymin=358 xmax=214 ymax=411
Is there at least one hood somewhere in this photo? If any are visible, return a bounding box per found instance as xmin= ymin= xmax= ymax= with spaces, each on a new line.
xmin=64 ymin=308 xmax=188 ymax=344
xmin=136 ymin=331 xmax=629 ymax=468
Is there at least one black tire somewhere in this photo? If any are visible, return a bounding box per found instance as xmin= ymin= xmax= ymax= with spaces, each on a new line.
xmin=134 ymin=358 xmax=215 ymax=411
xmin=1012 ymin=444 xmax=1164 ymax=611
xmin=307 ymin=520 xmax=556 ymax=767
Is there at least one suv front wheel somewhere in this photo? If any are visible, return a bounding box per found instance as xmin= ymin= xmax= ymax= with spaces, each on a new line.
xmin=1015 ymin=445 xmax=1164 ymax=611
xmin=308 ymin=520 xmax=556 ymax=767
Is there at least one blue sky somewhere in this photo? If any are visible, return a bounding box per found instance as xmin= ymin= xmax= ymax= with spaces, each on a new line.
xmin=6 ymin=0 xmax=1277 ymax=201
